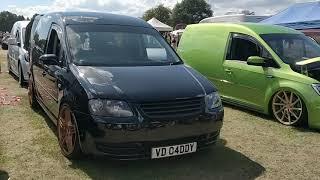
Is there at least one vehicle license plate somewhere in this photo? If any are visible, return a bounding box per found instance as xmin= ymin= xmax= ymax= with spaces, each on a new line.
xmin=151 ymin=142 xmax=197 ymax=159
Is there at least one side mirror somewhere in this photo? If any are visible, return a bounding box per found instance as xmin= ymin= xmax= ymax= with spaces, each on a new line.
xmin=247 ymin=56 xmax=266 ymax=67
xmin=39 ymin=54 xmax=58 ymax=66
xmin=7 ymin=38 xmax=17 ymax=45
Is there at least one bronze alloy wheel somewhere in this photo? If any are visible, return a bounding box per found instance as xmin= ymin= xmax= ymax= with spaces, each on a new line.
xmin=272 ymin=91 xmax=305 ymax=126
xmin=58 ymin=105 xmax=82 ymax=159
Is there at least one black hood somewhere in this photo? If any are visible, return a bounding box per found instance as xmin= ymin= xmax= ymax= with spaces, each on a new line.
xmin=71 ymin=64 xmax=216 ymax=102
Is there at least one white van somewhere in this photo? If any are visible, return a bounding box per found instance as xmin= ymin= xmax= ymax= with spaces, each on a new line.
xmin=7 ymin=20 xmax=30 ymax=86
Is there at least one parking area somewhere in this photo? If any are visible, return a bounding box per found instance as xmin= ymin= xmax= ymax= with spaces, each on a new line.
xmin=0 ymin=49 xmax=320 ymax=180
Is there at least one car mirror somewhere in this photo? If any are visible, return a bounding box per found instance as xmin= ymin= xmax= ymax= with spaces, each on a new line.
xmin=39 ymin=54 xmax=59 ymax=66
xmin=247 ymin=56 xmax=266 ymax=67
xmin=7 ymin=38 xmax=17 ymax=45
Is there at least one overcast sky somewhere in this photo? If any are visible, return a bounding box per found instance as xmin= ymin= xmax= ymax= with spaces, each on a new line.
xmin=1 ymin=0 xmax=318 ymax=18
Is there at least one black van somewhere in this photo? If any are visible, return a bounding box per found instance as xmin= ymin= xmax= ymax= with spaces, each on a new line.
xmin=26 ymin=12 xmax=224 ymax=160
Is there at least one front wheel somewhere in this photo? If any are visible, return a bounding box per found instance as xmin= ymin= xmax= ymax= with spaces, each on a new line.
xmin=18 ymin=64 xmax=26 ymax=87
xmin=272 ymin=91 xmax=307 ymax=126
xmin=28 ymin=76 xmax=39 ymax=109
xmin=58 ymin=104 xmax=83 ymax=159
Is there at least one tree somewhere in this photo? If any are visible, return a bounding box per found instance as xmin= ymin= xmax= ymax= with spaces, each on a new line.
xmin=142 ymin=4 xmax=172 ymax=26
xmin=172 ymin=0 xmax=212 ymax=25
xmin=0 ymin=11 xmax=25 ymax=32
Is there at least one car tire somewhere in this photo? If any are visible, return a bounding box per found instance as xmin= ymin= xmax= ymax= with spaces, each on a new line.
xmin=271 ymin=90 xmax=307 ymax=126
xmin=7 ymin=55 xmax=13 ymax=75
xmin=28 ymin=75 xmax=39 ymax=109
xmin=18 ymin=64 xmax=26 ymax=87
xmin=58 ymin=104 xmax=83 ymax=159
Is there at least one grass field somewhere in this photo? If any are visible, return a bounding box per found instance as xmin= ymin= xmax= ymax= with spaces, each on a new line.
xmin=1 ymin=49 xmax=320 ymax=180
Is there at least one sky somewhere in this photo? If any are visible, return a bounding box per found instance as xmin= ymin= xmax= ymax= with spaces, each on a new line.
xmin=0 ymin=0 xmax=318 ymax=18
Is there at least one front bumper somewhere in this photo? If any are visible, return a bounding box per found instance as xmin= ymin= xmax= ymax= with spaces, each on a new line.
xmin=74 ymin=108 xmax=224 ymax=160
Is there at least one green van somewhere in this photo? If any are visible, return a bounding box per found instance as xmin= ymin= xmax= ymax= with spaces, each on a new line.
xmin=178 ymin=23 xmax=320 ymax=129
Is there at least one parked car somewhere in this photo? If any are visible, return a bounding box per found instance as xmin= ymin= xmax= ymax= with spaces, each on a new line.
xmin=178 ymin=23 xmax=320 ymax=129
xmin=7 ymin=21 xmax=30 ymax=86
xmin=1 ymin=33 xmax=11 ymax=50
xmin=27 ymin=12 xmax=224 ymax=159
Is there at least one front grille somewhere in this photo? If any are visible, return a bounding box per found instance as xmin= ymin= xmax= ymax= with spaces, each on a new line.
xmin=139 ymin=97 xmax=205 ymax=119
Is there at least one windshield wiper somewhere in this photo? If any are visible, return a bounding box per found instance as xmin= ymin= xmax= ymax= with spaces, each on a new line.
xmin=169 ymin=61 xmax=183 ymax=65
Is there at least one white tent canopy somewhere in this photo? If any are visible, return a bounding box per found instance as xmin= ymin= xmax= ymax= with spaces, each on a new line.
xmin=147 ymin=18 xmax=173 ymax=32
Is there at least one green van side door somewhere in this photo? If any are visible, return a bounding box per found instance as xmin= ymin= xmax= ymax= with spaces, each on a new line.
xmin=222 ymin=33 xmax=278 ymax=111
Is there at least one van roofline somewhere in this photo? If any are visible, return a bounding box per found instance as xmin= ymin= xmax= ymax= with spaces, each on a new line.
xmin=187 ymin=23 xmax=301 ymax=35
xmin=42 ymin=11 xmax=153 ymax=28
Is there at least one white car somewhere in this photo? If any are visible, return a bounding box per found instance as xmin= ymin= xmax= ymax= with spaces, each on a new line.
xmin=7 ymin=20 xmax=30 ymax=86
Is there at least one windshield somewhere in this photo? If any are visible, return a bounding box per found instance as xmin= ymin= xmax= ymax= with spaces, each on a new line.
xmin=66 ymin=25 xmax=182 ymax=66
xmin=261 ymin=33 xmax=320 ymax=65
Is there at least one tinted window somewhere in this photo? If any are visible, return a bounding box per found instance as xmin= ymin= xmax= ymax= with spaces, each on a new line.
xmin=34 ymin=16 xmax=51 ymax=52
xmin=25 ymin=15 xmax=41 ymax=52
xmin=15 ymin=30 xmax=20 ymax=43
xmin=47 ymin=28 xmax=65 ymax=66
xmin=22 ymin=28 xmax=25 ymax=43
xmin=227 ymin=33 xmax=261 ymax=61
xmin=261 ymin=34 xmax=320 ymax=65
xmin=66 ymin=25 xmax=182 ymax=66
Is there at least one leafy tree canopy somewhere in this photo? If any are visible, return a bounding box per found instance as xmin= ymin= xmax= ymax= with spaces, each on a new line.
xmin=0 ymin=11 xmax=25 ymax=32
xmin=142 ymin=4 xmax=172 ymax=26
xmin=172 ymin=0 xmax=212 ymax=25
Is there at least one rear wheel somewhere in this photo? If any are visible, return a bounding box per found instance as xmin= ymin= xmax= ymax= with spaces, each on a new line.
xmin=28 ymin=76 xmax=39 ymax=109
xmin=58 ymin=104 xmax=83 ymax=159
xmin=272 ymin=91 xmax=306 ymax=126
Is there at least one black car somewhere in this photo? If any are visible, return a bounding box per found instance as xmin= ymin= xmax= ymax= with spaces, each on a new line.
xmin=27 ymin=12 xmax=224 ymax=160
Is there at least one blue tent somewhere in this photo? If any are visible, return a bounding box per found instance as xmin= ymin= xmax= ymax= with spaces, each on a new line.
xmin=261 ymin=1 xmax=320 ymax=30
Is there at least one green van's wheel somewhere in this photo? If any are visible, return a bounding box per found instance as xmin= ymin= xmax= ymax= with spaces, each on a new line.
xmin=272 ymin=91 xmax=306 ymax=126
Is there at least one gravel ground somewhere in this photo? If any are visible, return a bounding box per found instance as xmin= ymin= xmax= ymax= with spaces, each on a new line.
xmin=0 ymin=49 xmax=320 ymax=180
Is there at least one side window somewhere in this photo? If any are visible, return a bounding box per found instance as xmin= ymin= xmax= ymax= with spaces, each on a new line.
xmin=46 ymin=28 xmax=65 ymax=67
xmin=226 ymin=33 xmax=261 ymax=61
xmin=15 ymin=30 xmax=20 ymax=44
xmin=34 ymin=16 xmax=51 ymax=52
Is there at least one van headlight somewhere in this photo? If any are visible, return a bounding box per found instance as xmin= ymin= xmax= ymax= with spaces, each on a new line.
xmin=312 ymin=84 xmax=320 ymax=95
xmin=89 ymin=99 xmax=134 ymax=117
xmin=205 ymin=92 xmax=222 ymax=110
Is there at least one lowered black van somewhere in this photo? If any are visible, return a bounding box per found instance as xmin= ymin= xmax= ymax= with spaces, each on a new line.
xmin=27 ymin=12 xmax=224 ymax=160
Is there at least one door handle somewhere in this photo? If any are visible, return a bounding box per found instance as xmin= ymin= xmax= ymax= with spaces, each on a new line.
xmin=266 ymin=75 xmax=274 ymax=79
xmin=42 ymin=71 xmax=47 ymax=76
